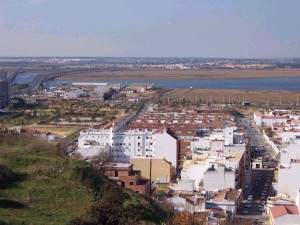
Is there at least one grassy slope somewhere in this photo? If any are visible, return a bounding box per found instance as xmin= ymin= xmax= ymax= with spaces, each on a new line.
xmin=0 ymin=136 xmax=168 ymax=225
xmin=0 ymin=136 xmax=104 ymax=225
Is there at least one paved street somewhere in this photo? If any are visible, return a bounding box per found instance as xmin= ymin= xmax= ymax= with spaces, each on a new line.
xmin=237 ymin=115 xmax=276 ymax=225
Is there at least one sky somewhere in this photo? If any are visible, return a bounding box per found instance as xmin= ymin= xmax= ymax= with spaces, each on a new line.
xmin=0 ymin=0 xmax=299 ymax=58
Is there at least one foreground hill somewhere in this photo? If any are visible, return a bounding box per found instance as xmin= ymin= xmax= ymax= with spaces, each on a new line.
xmin=0 ymin=134 xmax=169 ymax=225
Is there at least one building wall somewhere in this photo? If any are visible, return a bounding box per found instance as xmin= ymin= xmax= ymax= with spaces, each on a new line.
xmin=78 ymin=128 xmax=178 ymax=168
xmin=262 ymin=117 xmax=287 ymax=126
xmin=154 ymin=130 xmax=178 ymax=168
xmin=203 ymin=166 xmax=235 ymax=191
xmin=278 ymin=163 xmax=300 ymax=198
xmin=254 ymin=113 xmax=262 ymax=125
xmin=181 ymin=163 xmax=210 ymax=191
xmin=224 ymin=127 xmax=234 ymax=146
xmin=130 ymin=157 xmax=173 ymax=183
xmin=105 ymin=168 xmax=149 ymax=195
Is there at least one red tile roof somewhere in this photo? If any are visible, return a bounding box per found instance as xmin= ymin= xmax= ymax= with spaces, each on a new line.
xmin=254 ymin=111 xmax=262 ymax=117
xmin=270 ymin=205 xmax=299 ymax=218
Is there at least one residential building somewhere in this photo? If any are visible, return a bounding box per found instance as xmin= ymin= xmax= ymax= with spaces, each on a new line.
xmin=103 ymin=163 xmax=149 ymax=195
xmin=269 ymin=205 xmax=300 ymax=225
xmin=254 ymin=111 xmax=287 ymax=126
xmin=205 ymin=188 xmax=243 ymax=215
xmin=77 ymin=115 xmax=179 ymax=168
xmin=130 ymin=157 xmax=174 ymax=183
xmin=181 ymin=149 xmax=244 ymax=191
xmin=166 ymin=193 xmax=206 ymax=213
xmin=278 ymin=161 xmax=300 ymax=198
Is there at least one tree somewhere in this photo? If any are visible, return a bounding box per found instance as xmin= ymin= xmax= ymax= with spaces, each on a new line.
xmin=91 ymin=151 xmax=111 ymax=172
xmin=264 ymin=127 xmax=275 ymax=137
xmin=69 ymin=184 xmax=144 ymax=225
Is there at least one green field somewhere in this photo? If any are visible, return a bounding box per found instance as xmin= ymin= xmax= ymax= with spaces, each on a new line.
xmin=0 ymin=135 xmax=105 ymax=225
xmin=0 ymin=135 xmax=169 ymax=225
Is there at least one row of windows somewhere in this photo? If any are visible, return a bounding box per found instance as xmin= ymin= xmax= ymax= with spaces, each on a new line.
xmin=112 ymin=155 xmax=127 ymax=158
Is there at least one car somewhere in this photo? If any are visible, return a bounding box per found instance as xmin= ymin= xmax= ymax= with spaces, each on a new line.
xmin=257 ymin=205 xmax=264 ymax=212
xmin=242 ymin=207 xmax=249 ymax=214
xmin=244 ymin=202 xmax=251 ymax=208
xmin=248 ymin=195 xmax=253 ymax=201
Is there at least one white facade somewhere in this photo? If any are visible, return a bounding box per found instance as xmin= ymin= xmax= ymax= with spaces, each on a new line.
xmin=280 ymin=144 xmax=300 ymax=167
xmin=77 ymin=127 xmax=178 ymax=168
xmin=49 ymin=90 xmax=65 ymax=98
xmin=278 ymin=162 xmax=300 ymax=198
xmin=154 ymin=129 xmax=178 ymax=168
xmin=253 ymin=111 xmax=287 ymax=126
xmin=181 ymin=162 xmax=210 ymax=191
xmin=203 ymin=165 xmax=236 ymax=191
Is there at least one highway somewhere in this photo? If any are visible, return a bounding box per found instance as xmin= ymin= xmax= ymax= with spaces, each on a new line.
xmin=15 ymin=67 xmax=121 ymax=95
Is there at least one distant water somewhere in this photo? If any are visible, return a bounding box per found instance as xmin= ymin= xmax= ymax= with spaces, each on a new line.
xmin=12 ymin=72 xmax=41 ymax=84
xmin=58 ymin=77 xmax=300 ymax=91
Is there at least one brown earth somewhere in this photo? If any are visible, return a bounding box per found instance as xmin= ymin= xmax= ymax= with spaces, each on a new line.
xmin=55 ymin=68 xmax=300 ymax=81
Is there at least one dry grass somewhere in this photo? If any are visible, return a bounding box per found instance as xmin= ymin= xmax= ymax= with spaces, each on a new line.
xmin=55 ymin=68 xmax=300 ymax=81
xmin=163 ymin=89 xmax=300 ymax=105
xmin=23 ymin=125 xmax=82 ymax=136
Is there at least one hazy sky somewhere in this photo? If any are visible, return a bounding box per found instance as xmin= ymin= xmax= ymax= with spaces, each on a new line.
xmin=0 ymin=0 xmax=299 ymax=58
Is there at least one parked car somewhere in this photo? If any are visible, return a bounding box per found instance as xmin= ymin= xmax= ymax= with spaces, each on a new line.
xmin=248 ymin=195 xmax=253 ymax=201
xmin=242 ymin=207 xmax=249 ymax=214
xmin=257 ymin=205 xmax=264 ymax=212
xmin=244 ymin=202 xmax=251 ymax=208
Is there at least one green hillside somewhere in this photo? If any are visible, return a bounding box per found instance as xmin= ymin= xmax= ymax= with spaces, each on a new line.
xmin=0 ymin=135 xmax=169 ymax=225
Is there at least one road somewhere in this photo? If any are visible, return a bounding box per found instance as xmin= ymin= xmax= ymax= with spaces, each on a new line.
xmin=240 ymin=115 xmax=278 ymax=161
xmin=237 ymin=115 xmax=277 ymax=225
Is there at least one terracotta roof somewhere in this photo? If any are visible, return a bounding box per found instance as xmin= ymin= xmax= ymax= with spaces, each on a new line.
xmin=263 ymin=116 xmax=287 ymax=119
xmin=291 ymin=120 xmax=300 ymax=125
xmin=212 ymin=188 xmax=241 ymax=202
xmin=153 ymin=126 xmax=165 ymax=134
xmin=270 ymin=205 xmax=299 ymax=218
xmin=254 ymin=111 xmax=262 ymax=117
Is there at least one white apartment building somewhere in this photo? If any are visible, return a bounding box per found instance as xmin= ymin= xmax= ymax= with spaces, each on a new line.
xmin=181 ymin=149 xmax=244 ymax=191
xmin=46 ymin=89 xmax=65 ymax=98
xmin=254 ymin=111 xmax=287 ymax=126
xmin=278 ymin=162 xmax=300 ymax=198
xmin=203 ymin=164 xmax=236 ymax=192
xmin=77 ymin=126 xmax=178 ymax=168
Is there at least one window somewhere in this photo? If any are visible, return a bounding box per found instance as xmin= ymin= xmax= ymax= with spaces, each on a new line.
xmin=138 ymin=136 xmax=141 ymax=139
xmin=129 ymin=143 xmax=131 ymax=146
xmin=130 ymin=182 xmax=133 ymax=185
